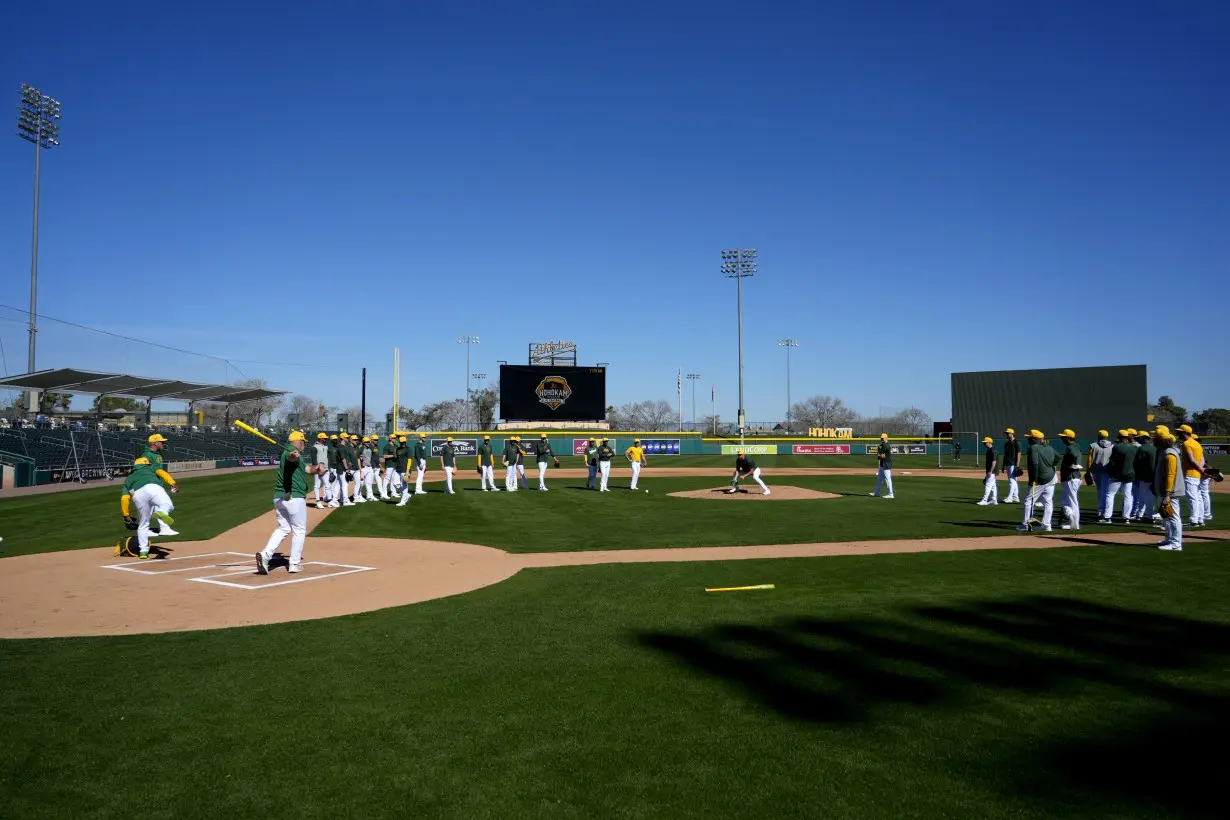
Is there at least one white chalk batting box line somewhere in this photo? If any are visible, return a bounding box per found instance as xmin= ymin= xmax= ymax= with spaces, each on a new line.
xmin=100 ymin=551 xmax=252 ymax=576
xmin=187 ymin=562 xmax=377 ymax=591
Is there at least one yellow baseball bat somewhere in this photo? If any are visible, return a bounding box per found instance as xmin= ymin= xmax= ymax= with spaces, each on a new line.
xmin=704 ymin=584 xmax=775 ymax=592
xmin=233 ymin=420 xmax=278 ymax=445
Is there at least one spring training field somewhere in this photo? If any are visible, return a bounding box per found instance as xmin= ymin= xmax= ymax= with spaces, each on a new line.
xmin=2 ymin=454 xmax=1228 ymax=819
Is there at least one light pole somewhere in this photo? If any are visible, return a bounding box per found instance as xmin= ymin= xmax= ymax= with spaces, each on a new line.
xmin=686 ymin=373 xmax=700 ymax=428
xmin=778 ymin=338 xmax=798 ymax=431
xmin=16 ymin=84 xmax=61 ymax=416
xmin=721 ymin=248 xmax=757 ymax=444
xmin=458 ymin=335 xmax=480 ymax=397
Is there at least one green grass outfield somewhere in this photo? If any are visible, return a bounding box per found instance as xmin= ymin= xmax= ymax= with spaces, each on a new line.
xmin=3 ymin=546 xmax=1230 ymax=818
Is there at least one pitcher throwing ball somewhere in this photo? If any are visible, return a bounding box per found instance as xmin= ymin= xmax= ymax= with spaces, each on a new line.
xmin=729 ymin=450 xmax=770 ymax=495
xmin=256 ymin=430 xmax=309 ymax=575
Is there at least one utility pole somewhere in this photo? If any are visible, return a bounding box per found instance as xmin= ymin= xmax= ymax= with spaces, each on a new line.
xmin=778 ymin=338 xmax=798 ymax=431
xmin=686 ymin=373 xmax=701 ymax=428
xmin=721 ymin=248 xmax=757 ymax=445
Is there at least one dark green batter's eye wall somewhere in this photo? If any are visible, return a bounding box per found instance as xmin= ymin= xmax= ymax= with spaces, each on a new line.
xmin=951 ymin=365 xmax=1148 ymax=441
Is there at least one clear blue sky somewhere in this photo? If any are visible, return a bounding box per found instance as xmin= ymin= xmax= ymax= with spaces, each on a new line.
xmin=3 ymin=0 xmax=1227 ymax=423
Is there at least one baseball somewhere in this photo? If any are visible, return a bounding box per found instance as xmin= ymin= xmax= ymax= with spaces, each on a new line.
xmin=645 ymin=490 xmax=649 ymax=493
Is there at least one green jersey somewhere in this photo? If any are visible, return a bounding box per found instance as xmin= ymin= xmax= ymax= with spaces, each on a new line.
xmin=536 ymin=440 xmax=553 ymax=463
xmin=597 ymin=444 xmax=613 ymax=462
xmin=877 ymin=442 xmax=892 ymax=469
xmin=477 ymin=442 xmax=494 ymax=465
xmin=395 ymin=443 xmax=410 ymax=471
xmin=1027 ymin=442 xmax=1057 ymax=485
xmin=584 ymin=444 xmax=598 ymax=465
xmin=382 ymin=442 xmax=397 ymax=467
xmin=275 ymin=445 xmax=308 ymax=498
xmin=328 ymin=444 xmax=339 ymax=469
xmin=1108 ymin=441 xmax=1135 ymax=482
xmin=503 ymin=441 xmax=519 ymax=463
xmin=123 ymin=463 xmax=163 ymax=494
xmin=139 ymin=448 xmax=165 ymax=471
xmin=440 ymin=444 xmax=456 ymax=467
xmin=736 ymin=456 xmax=758 ymax=472
xmin=413 ymin=440 xmax=428 ymax=461
xmin=1060 ymin=443 xmax=1082 ymax=482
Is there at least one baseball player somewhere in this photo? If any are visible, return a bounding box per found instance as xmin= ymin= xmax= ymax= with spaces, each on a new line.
xmin=535 ymin=434 xmax=558 ymax=491
xmin=360 ymin=436 xmax=377 ymax=501
xmin=394 ymin=434 xmax=412 ymax=506
xmin=326 ymin=434 xmax=342 ymax=507
xmin=140 ymin=433 xmax=170 ymax=473
xmin=119 ymin=456 xmax=180 ymax=558
xmin=413 ymin=433 xmax=429 ymax=495
xmin=1001 ymin=429 xmax=1021 ymax=502
xmin=1130 ymin=430 xmax=1158 ymax=522
xmin=870 ymin=433 xmax=894 ymax=498
xmin=976 ymin=437 xmax=998 ymax=505
xmin=597 ymin=437 xmax=614 ymax=491
xmin=1057 ymin=429 xmax=1083 ymax=530
xmin=477 ymin=434 xmax=499 ymax=491
xmin=344 ymin=433 xmax=361 ymax=504
xmin=379 ymin=433 xmax=398 ymax=500
xmin=337 ymin=433 xmax=354 ymax=506
xmin=1176 ymin=425 xmax=1206 ymax=527
xmin=729 ymin=449 xmax=770 ymax=495
xmin=1100 ymin=430 xmax=1135 ymax=523
xmin=626 ymin=439 xmax=646 ymax=490
xmin=514 ymin=436 xmax=529 ymax=490
xmin=256 ymin=430 xmax=309 ymax=574
xmin=1153 ymin=426 xmax=1185 ymax=550
xmin=1018 ymin=429 xmax=1057 ymax=532
xmin=501 ymin=436 xmax=519 ymax=491
xmin=439 ymin=436 xmax=457 ymax=494
xmin=1087 ymin=430 xmax=1113 ymax=518
xmin=583 ymin=437 xmax=599 ymax=490
xmin=1195 ymin=435 xmax=1213 ymax=523
xmin=311 ymin=432 xmax=330 ymax=508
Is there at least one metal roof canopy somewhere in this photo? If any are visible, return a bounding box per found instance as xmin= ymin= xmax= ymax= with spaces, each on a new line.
xmin=0 ymin=368 xmax=286 ymax=405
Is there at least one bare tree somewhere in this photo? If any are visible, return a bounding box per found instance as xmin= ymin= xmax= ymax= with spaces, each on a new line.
xmin=896 ymin=407 xmax=932 ymax=437
xmin=285 ymin=394 xmax=321 ymax=427
xmin=230 ymin=378 xmax=280 ymax=427
xmin=789 ymin=395 xmax=857 ymax=429
xmin=609 ymin=400 xmax=678 ymax=431
xmin=470 ymin=382 xmax=499 ymax=430
xmin=436 ymin=398 xmax=476 ymax=430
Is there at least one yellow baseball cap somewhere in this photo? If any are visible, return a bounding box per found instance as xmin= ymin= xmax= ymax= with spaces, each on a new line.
xmin=1028 ymin=429 xmax=1044 ymax=439
xmin=540 ymin=433 xmax=547 ymax=438
xmin=1097 ymin=429 xmax=1108 ymax=437
xmin=329 ymin=434 xmax=338 ymax=440
xmin=148 ymin=434 xmax=167 ymax=443
xmin=1193 ymin=433 xmax=1200 ymax=441
xmin=446 ymin=436 xmax=453 ymax=442
xmin=288 ymin=431 xmax=306 ymax=442
xmin=398 ymin=435 xmax=407 ymax=442
xmin=316 ymin=432 xmax=327 ymax=440
xmin=634 ymin=439 xmax=640 ymax=444
xmin=1154 ymin=424 xmax=1170 ymax=435
xmin=737 ymin=449 xmax=745 ymax=455
xmin=982 ymin=437 xmax=993 ymax=443
xmin=880 ymin=433 xmax=888 ymax=439
xmin=1177 ymin=424 xmax=1193 ymax=434
xmin=1118 ymin=429 xmax=1129 ymax=437
xmin=361 ymin=436 xmax=370 ymax=443
xmin=484 ymin=435 xmax=491 ymax=440
xmin=1126 ymin=428 xmax=1138 ymax=436
xmin=1059 ymin=429 xmax=1075 ymax=439
xmin=419 ymin=433 xmax=427 ymax=438
xmin=1004 ymin=428 xmax=1014 ymax=434
xmin=602 ymin=436 xmax=610 ymax=441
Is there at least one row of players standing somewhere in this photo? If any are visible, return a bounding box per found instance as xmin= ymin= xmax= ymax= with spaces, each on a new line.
xmin=977 ymin=425 xmax=1213 ymax=549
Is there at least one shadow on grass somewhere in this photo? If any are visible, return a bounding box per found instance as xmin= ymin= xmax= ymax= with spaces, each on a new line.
xmin=637 ymin=595 xmax=1230 ymax=817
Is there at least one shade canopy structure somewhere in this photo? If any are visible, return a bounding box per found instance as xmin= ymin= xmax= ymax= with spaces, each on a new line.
xmin=0 ymin=368 xmax=286 ymax=405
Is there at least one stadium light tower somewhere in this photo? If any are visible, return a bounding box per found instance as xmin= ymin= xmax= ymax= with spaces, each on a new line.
xmin=458 ymin=336 xmax=480 ymax=397
xmin=721 ymin=248 xmax=757 ymax=444
xmin=686 ymin=373 xmax=701 ymax=427
xmin=16 ymin=83 xmax=61 ymax=416
xmin=778 ymin=338 xmax=799 ymax=430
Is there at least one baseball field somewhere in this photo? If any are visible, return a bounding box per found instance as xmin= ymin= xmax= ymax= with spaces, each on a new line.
xmin=3 ymin=455 xmax=1229 ymax=819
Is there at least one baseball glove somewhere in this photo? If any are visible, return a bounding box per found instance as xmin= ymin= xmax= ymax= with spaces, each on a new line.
xmin=1083 ymin=471 xmax=1095 ymax=486
xmin=327 ymin=472 xmax=335 ymax=484
xmin=476 ymin=466 xmax=483 ymax=475
xmin=1205 ymin=466 xmax=1224 ymax=483
xmin=123 ymin=515 xmax=138 ymax=531
xmin=553 ymin=458 xmax=560 ymax=468
xmin=345 ymin=470 xmax=353 ymax=481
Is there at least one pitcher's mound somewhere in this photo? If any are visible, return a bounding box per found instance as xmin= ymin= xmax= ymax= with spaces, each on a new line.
xmin=668 ymin=486 xmax=840 ymax=501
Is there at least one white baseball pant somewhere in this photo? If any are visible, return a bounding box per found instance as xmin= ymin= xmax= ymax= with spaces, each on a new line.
xmin=873 ymin=466 xmax=893 ymax=497
xmin=517 ymin=463 xmax=528 ymax=489
xmin=415 ymin=459 xmax=427 ymax=494
xmin=1023 ymin=476 xmax=1058 ymax=529
xmin=1184 ymin=476 xmax=1204 ymax=524
xmin=1103 ymin=480 xmax=1134 ymax=520
xmin=1061 ymin=477 xmax=1082 ymax=529
xmin=980 ymin=473 xmax=998 ymax=503
xmin=260 ymin=496 xmax=307 ymax=567
xmin=481 ymin=464 xmax=497 ymax=490
xmin=377 ymin=466 xmax=390 ymax=498
xmin=362 ymin=466 xmax=376 ymax=499
xmin=599 ymin=461 xmax=611 ymax=491
xmin=630 ymin=462 xmax=642 ymax=489
xmin=1131 ymin=480 xmax=1154 ymax=520
xmin=1200 ymin=477 xmax=1213 ymax=521
xmin=132 ymin=483 xmax=173 ymax=553
xmin=536 ymin=461 xmax=549 ymax=490
xmin=746 ymin=467 xmax=769 ymax=493
xmin=1160 ymin=495 xmax=1183 ymax=546
xmin=1003 ymin=465 xmax=1020 ymax=502
xmin=443 ymin=465 xmax=454 ymax=493
xmin=505 ymin=465 xmax=517 ymax=491
xmin=313 ymin=471 xmax=327 ymax=502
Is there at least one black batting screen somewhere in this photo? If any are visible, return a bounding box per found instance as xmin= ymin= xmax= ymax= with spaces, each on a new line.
xmin=500 ymin=365 xmax=606 ymax=421
xmin=952 ymin=365 xmax=1147 ymax=440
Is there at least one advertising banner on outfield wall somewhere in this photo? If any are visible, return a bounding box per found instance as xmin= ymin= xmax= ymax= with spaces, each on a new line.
xmin=1203 ymin=444 xmax=1228 ymax=456
xmin=50 ymin=464 xmax=134 ymax=482
xmin=862 ymin=445 xmax=918 ymax=456
xmin=721 ymin=444 xmax=775 ymax=455
xmin=168 ymin=460 xmax=214 ymax=472
xmin=793 ymin=444 xmax=851 ymax=455
xmin=641 ymin=439 xmax=680 ymax=455
xmin=906 ymin=444 xmax=927 ymax=455
xmin=431 ymin=439 xmax=477 ymax=457
xmin=237 ymin=457 xmax=276 ymax=467
xmin=572 ymin=438 xmax=615 ymax=456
